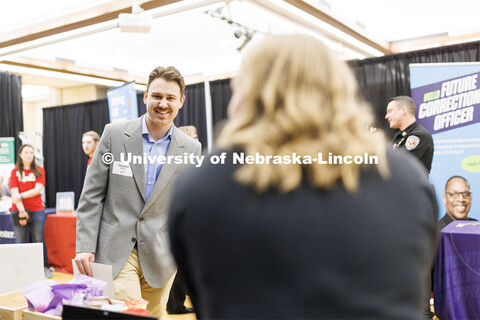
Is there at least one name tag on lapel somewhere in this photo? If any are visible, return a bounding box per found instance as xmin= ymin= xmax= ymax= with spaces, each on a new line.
xmin=112 ymin=161 xmax=133 ymax=177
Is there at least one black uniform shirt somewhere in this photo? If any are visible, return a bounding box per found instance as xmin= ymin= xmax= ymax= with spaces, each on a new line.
xmin=392 ymin=121 xmax=434 ymax=173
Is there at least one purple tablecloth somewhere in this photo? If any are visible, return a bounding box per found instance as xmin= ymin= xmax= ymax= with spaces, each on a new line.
xmin=434 ymin=220 xmax=480 ymax=319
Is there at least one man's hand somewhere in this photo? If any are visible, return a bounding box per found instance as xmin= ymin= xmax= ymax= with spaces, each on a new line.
xmin=74 ymin=252 xmax=95 ymax=277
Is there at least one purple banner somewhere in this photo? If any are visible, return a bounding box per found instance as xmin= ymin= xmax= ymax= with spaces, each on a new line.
xmin=411 ymin=72 xmax=480 ymax=134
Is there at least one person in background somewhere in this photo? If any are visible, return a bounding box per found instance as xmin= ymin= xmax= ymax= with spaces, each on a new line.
xmin=0 ymin=176 xmax=12 ymax=213
xmin=0 ymin=175 xmax=11 ymax=199
xmin=74 ymin=66 xmax=201 ymax=318
xmin=439 ymin=175 xmax=476 ymax=229
xmin=385 ymin=96 xmax=434 ymax=173
xmin=82 ymin=131 xmax=100 ymax=167
xmin=386 ymin=95 xmax=436 ymax=319
xmin=178 ymin=125 xmax=198 ymax=141
xmin=10 ymin=144 xmax=51 ymax=278
xmin=168 ymin=34 xmax=438 ymax=319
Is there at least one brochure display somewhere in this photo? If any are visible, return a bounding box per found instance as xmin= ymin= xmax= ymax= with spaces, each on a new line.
xmin=55 ymin=192 xmax=75 ymax=214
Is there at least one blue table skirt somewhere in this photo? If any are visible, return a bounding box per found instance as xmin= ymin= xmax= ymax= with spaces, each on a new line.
xmin=0 ymin=208 xmax=55 ymax=244
xmin=0 ymin=211 xmax=16 ymax=244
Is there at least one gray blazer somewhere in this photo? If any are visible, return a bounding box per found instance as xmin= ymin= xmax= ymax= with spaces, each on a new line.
xmin=76 ymin=117 xmax=201 ymax=287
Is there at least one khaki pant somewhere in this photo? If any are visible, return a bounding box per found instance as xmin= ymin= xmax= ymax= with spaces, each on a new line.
xmin=113 ymin=248 xmax=174 ymax=319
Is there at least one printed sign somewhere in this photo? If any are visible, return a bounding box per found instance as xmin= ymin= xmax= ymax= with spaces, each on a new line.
xmin=411 ymin=63 xmax=480 ymax=220
xmin=107 ymin=82 xmax=138 ymax=123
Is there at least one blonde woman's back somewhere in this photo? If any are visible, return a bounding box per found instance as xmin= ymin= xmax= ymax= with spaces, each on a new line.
xmin=169 ymin=148 xmax=437 ymax=319
xmin=168 ymin=34 xmax=437 ymax=319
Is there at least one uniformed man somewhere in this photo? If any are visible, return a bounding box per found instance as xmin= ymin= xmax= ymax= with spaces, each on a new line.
xmin=386 ymin=96 xmax=435 ymax=319
xmin=385 ymin=95 xmax=434 ymax=173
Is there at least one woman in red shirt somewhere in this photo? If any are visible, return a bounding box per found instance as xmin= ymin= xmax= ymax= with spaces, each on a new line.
xmin=10 ymin=144 xmax=51 ymax=278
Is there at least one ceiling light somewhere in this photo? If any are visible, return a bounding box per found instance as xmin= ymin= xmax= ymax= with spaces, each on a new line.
xmin=118 ymin=12 xmax=152 ymax=33
xmin=118 ymin=0 xmax=152 ymax=33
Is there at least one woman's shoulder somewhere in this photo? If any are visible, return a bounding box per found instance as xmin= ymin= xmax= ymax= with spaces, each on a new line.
xmin=174 ymin=149 xmax=236 ymax=193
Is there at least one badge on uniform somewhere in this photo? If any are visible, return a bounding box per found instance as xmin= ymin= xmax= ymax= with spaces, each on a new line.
xmin=405 ymin=135 xmax=420 ymax=150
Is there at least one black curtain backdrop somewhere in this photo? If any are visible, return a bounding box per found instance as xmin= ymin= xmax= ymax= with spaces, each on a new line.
xmin=174 ymin=82 xmax=207 ymax=148
xmin=348 ymin=40 xmax=480 ymax=137
xmin=43 ymin=99 xmax=110 ymax=208
xmin=137 ymin=92 xmax=146 ymax=116
xmin=0 ymin=72 xmax=23 ymax=151
xmin=209 ymin=78 xmax=232 ymax=138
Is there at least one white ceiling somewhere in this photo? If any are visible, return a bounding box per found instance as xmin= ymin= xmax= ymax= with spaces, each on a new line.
xmin=327 ymin=0 xmax=480 ymax=42
xmin=0 ymin=0 xmax=112 ymax=33
xmin=1 ymin=0 xmax=480 ymax=89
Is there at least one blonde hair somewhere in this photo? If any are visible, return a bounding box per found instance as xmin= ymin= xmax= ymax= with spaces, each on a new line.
xmin=82 ymin=130 xmax=100 ymax=142
xmin=217 ymin=34 xmax=388 ymax=193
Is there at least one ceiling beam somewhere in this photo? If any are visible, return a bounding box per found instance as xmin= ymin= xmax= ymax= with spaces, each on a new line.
xmin=2 ymin=56 xmax=235 ymax=87
xmin=1 ymin=57 xmax=147 ymax=85
xmin=0 ymin=0 xmax=182 ymax=49
xmin=390 ymin=32 xmax=480 ymax=53
xmin=247 ymin=0 xmax=379 ymax=57
xmin=281 ymin=0 xmax=390 ymax=55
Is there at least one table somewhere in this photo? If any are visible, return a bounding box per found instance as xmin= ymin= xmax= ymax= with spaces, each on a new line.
xmin=434 ymin=220 xmax=480 ymax=319
xmin=44 ymin=213 xmax=76 ymax=273
xmin=0 ymin=211 xmax=16 ymax=244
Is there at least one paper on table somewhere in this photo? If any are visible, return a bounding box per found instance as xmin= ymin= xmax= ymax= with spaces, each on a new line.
xmin=0 ymin=243 xmax=44 ymax=295
xmin=72 ymin=260 xmax=114 ymax=298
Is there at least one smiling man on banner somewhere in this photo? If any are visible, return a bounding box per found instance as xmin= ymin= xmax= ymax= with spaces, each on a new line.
xmin=439 ymin=175 xmax=477 ymax=229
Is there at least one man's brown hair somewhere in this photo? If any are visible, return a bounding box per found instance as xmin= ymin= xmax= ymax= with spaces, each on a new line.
xmin=388 ymin=96 xmax=416 ymax=116
xmin=147 ymin=66 xmax=185 ymax=97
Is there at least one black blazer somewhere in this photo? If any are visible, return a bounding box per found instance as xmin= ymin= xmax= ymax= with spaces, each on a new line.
xmin=169 ymin=148 xmax=438 ymax=319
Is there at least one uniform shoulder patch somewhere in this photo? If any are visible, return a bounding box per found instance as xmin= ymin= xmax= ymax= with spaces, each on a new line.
xmin=405 ymin=135 xmax=420 ymax=150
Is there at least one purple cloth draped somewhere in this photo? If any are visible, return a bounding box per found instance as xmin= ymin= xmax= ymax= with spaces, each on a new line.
xmin=434 ymin=220 xmax=480 ymax=319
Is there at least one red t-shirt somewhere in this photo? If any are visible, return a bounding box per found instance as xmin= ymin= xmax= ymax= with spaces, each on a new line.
xmin=10 ymin=166 xmax=46 ymax=212
xmin=87 ymin=157 xmax=93 ymax=166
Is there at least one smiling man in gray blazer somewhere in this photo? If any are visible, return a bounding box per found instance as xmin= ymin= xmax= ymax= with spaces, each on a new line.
xmin=74 ymin=66 xmax=201 ymax=318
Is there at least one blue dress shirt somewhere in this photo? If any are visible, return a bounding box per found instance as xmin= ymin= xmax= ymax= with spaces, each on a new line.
xmin=142 ymin=116 xmax=173 ymax=201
